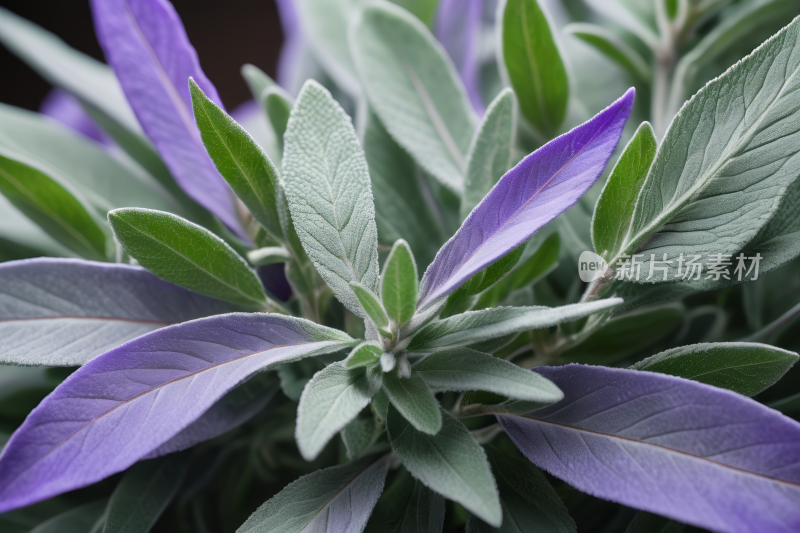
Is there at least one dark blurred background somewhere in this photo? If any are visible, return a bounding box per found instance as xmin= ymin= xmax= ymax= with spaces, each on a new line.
xmin=0 ymin=0 xmax=284 ymax=111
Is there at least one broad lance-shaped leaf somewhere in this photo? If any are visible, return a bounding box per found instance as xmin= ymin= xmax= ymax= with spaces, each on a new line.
xmin=364 ymin=467 xmax=445 ymax=533
xmin=383 ymin=370 xmax=442 ymax=435
xmin=351 ymin=282 xmax=390 ymax=330
xmin=592 ymin=122 xmax=656 ymax=260
xmin=350 ymin=1 xmax=478 ymax=193
xmin=0 ymin=258 xmax=237 ymax=367
xmin=617 ymin=16 xmax=800 ymax=279
xmin=565 ymin=23 xmax=650 ymax=82
xmin=190 ymin=79 xmax=283 ymax=242
xmin=416 ymin=89 xmax=634 ymax=310
xmin=387 ymin=404 xmax=502 ymax=527
xmin=500 ymin=0 xmax=569 ymax=138
xmin=631 ymin=342 xmax=798 ymax=397
xmin=103 ymin=456 xmax=187 ymax=533
xmin=108 ymin=208 xmax=271 ymax=309
xmin=237 ymin=455 xmax=390 ymax=533
xmin=408 ymin=298 xmax=622 ymax=352
xmin=436 ymin=0 xmax=484 ymax=113
xmin=499 ymin=364 xmax=800 ymax=532
xmin=381 ymin=239 xmax=419 ymax=326
xmin=0 ymin=151 xmax=109 ymax=262
xmin=0 ymin=313 xmax=352 ymax=512
xmin=296 ymin=362 xmax=382 ymax=461
xmin=345 ymin=341 xmax=384 ymax=369
xmin=282 ymin=80 xmax=380 ymax=317
xmin=414 ymin=348 xmax=563 ymax=403
xmin=90 ymin=0 xmax=244 ymax=237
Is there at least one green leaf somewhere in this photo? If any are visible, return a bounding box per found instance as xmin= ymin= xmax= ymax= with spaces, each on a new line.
xmin=237 ymin=456 xmax=390 ymax=533
xmin=565 ymin=23 xmax=650 ymax=82
xmin=296 ymin=0 xmax=362 ymax=95
xmin=108 ymin=208 xmax=270 ymax=308
xmin=364 ymin=467 xmax=446 ymax=533
xmin=190 ymin=79 xmax=283 ymax=242
xmin=277 ymin=359 xmax=318 ymax=402
xmin=389 ymin=0 xmax=440 ymax=25
xmin=371 ymin=387 xmax=391 ymax=422
xmin=262 ymin=86 xmax=293 ymax=155
xmin=631 ymin=342 xmax=798 ymax=397
xmin=341 ymin=416 xmax=378 ymax=459
xmin=0 ymin=103 xmax=178 ymax=216
xmin=583 ymin=0 xmax=659 ymax=50
xmin=350 ymin=2 xmax=478 ymax=193
xmin=509 ymin=232 xmax=560 ymax=290
xmin=466 ymin=443 xmax=576 ymax=533
xmin=296 ymin=362 xmax=382 ymax=460
xmin=381 ymin=239 xmax=419 ymax=326
xmin=0 ymin=151 xmax=108 ymax=261
xmin=500 ymin=0 xmax=569 ymax=138
xmin=282 ymin=80 xmax=380 ymax=317
xmin=345 ymin=341 xmax=384 ymax=369
xmin=415 ymin=348 xmax=564 ymax=403
xmin=624 ymin=511 xmax=684 ymax=533
xmin=387 ymin=404 xmax=501 ymax=527
xmin=461 ymin=89 xmax=516 ymax=220
xmin=241 ymin=63 xmax=276 ymax=101
xmin=246 ymin=246 xmax=292 ymax=266
xmin=103 ymin=457 xmax=187 ymax=533
xmin=592 ymin=122 xmax=657 ymax=260
xmin=29 ymin=500 xmax=108 ymax=533
xmin=408 ymin=299 xmax=623 ymax=352
xmin=560 ymin=303 xmax=684 ymax=365
xmin=382 ymin=370 xmax=442 ymax=434
xmin=0 ymin=194 xmax=72 ymax=259
xmin=351 ymin=281 xmax=391 ymax=329
xmin=617 ymin=17 xmax=800 ymax=279
xmin=363 ymin=108 xmax=442 ymax=269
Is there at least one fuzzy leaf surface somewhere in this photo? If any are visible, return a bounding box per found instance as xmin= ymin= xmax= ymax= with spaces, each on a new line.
xmin=381 ymin=239 xmax=419 ymax=326
xmin=382 ymin=371 xmax=442 ymax=435
xmin=364 ymin=467 xmax=445 ymax=533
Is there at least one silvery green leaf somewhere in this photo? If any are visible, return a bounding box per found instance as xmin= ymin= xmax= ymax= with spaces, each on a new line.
xmin=461 ymin=89 xmax=515 ymax=220
xmin=380 ymin=239 xmax=419 ymax=327
xmin=631 ymin=342 xmax=798 ymax=397
xmin=0 ymin=195 xmax=71 ymax=259
xmin=466 ymin=444 xmax=576 ymax=533
xmin=0 ymin=103 xmax=178 ymax=216
xmin=297 ymin=0 xmax=362 ymax=95
xmin=341 ymin=416 xmax=377 ymax=460
xmin=565 ymin=23 xmax=650 ymax=82
xmin=362 ymin=109 xmax=443 ymax=268
xmin=618 ymin=17 xmax=800 ymax=280
xmin=282 ymin=80 xmax=380 ymax=317
xmin=499 ymin=0 xmax=569 ymax=138
xmin=351 ymin=281 xmax=390 ymax=330
xmin=241 ymin=63 xmax=276 ymax=101
xmin=103 ymin=456 xmax=187 ymax=533
xmin=414 ymin=347 xmax=563 ymax=403
xmin=0 ymin=151 xmax=109 ymax=261
xmin=592 ymin=122 xmax=657 ymax=260
xmin=382 ymin=370 xmax=442 ymax=435
xmin=583 ymin=0 xmax=660 ymax=49
xmin=261 ymin=86 xmax=293 ymax=155
xmin=350 ymin=1 xmax=478 ymax=193
xmin=387 ymin=404 xmax=501 ymax=527
xmin=237 ymin=455 xmax=390 ymax=533
xmin=247 ymin=247 xmax=292 ymax=266
xmin=364 ymin=468 xmax=445 ymax=533
xmin=108 ymin=208 xmax=270 ymax=309
xmin=277 ymin=359 xmax=318 ymax=402
xmin=296 ymin=362 xmax=382 ymax=461
xmin=345 ymin=341 xmax=384 ymax=369
xmin=408 ymin=299 xmax=623 ymax=352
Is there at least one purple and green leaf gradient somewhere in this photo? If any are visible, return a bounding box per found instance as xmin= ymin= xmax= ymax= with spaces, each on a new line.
xmin=0 ymin=313 xmax=352 ymax=512
xmin=436 ymin=0 xmax=484 ymax=114
xmin=89 ymin=0 xmax=244 ymax=237
xmin=39 ymin=88 xmax=108 ymax=145
xmin=417 ymin=88 xmax=634 ymax=310
xmin=500 ymin=364 xmax=800 ymax=532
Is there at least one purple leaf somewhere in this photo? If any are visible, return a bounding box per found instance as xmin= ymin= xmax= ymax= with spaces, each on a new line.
xmin=0 ymin=258 xmax=239 ymax=366
xmin=435 ymin=0 xmax=484 ymax=114
xmin=499 ymin=364 xmax=800 ymax=532
xmin=39 ymin=88 xmax=109 ymax=145
xmin=89 ymin=0 xmax=244 ymax=237
xmin=274 ymin=0 xmax=303 ymax=91
xmin=0 ymin=313 xmax=352 ymax=512
xmin=417 ymin=89 xmax=634 ymax=310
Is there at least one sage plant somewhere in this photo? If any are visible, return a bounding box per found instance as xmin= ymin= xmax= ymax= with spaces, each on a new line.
xmin=0 ymin=0 xmax=800 ymax=532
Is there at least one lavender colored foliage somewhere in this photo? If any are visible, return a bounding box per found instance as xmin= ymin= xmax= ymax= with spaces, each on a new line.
xmin=417 ymin=88 xmax=634 ymax=310
xmin=0 ymin=313 xmax=351 ymax=512
xmin=89 ymin=0 xmax=244 ymax=237
xmin=274 ymin=0 xmax=304 ymax=91
xmin=39 ymin=88 xmax=108 ymax=145
xmin=436 ymin=0 xmax=484 ymax=114
xmin=499 ymin=365 xmax=800 ymax=533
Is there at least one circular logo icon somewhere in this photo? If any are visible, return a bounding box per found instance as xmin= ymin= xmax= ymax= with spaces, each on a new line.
xmin=578 ymin=251 xmax=608 ymax=282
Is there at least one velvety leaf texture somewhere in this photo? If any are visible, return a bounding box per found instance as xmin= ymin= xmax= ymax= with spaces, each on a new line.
xmin=417 ymin=89 xmax=634 ymax=309
xmin=499 ymin=364 xmax=800 ymax=532
xmin=282 ymin=80 xmax=380 ymax=317
xmin=380 ymin=239 xmax=419 ymax=326
xmin=0 ymin=258 xmax=237 ymax=366
xmin=90 ymin=0 xmax=243 ymax=236
xmin=364 ymin=468 xmax=445 ymax=533
xmin=0 ymin=313 xmax=352 ymax=512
